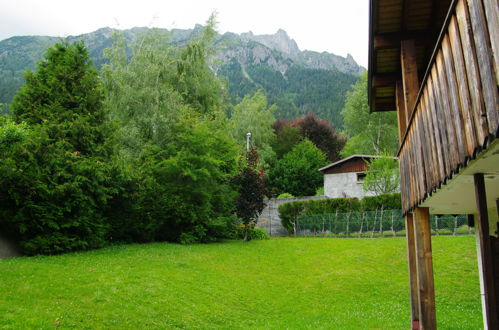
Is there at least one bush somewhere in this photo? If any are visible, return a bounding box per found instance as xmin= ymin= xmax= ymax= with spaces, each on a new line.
xmin=278 ymin=201 xmax=305 ymax=234
xmin=277 ymin=193 xmax=294 ymax=199
xmin=278 ymin=194 xmax=401 ymax=235
xmin=361 ymin=193 xmax=401 ymax=211
xmin=237 ymin=226 xmax=269 ymax=240
xmin=303 ymin=197 xmax=361 ymax=215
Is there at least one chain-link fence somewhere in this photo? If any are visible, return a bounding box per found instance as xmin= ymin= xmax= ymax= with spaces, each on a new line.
xmin=294 ymin=210 xmax=473 ymax=237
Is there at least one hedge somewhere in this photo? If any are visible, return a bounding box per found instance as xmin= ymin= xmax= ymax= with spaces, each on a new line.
xmin=278 ymin=193 xmax=401 ymax=234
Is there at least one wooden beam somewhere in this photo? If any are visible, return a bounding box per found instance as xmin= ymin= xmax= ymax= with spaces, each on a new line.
xmin=396 ymin=80 xmax=407 ymax=142
xmin=406 ymin=213 xmax=420 ymax=329
xmin=474 ymin=173 xmax=498 ymax=329
xmin=372 ymin=73 xmax=400 ymax=87
xmin=374 ymin=31 xmax=438 ymax=50
xmin=413 ymin=207 xmax=436 ymax=329
xmin=400 ymin=39 xmax=420 ymax=120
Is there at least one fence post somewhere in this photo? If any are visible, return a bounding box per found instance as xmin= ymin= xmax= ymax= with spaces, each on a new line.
xmin=371 ymin=207 xmax=378 ymax=238
xmin=380 ymin=206 xmax=385 ymax=237
xmin=359 ymin=211 xmax=365 ymax=238
xmin=334 ymin=209 xmax=339 ymax=236
xmin=435 ymin=215 xmax=439 ymax=235
xmin=346 ymin=211 xmax=351 ymax=237
xmin=391 ymin=210 xmax=396 ymax=237
xmin=453 ymin=215 xmax=458 ymax=236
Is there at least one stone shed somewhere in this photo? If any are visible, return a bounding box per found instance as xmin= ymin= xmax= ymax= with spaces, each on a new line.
xmin=319 ymin=155 xmax=394 ymax=199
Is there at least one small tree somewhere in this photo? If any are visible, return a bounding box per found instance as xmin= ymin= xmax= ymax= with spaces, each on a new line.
xmin=363 ymin=156 xmax=400 ymax=195
xmin=267 ymin=139 xmax=327 ymax=196
xmin=233 ymin=147 xmax=267 ymax=241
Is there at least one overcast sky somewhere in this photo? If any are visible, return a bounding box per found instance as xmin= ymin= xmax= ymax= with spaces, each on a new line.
xmin=0 ymin=0 xmax=369 ymax=67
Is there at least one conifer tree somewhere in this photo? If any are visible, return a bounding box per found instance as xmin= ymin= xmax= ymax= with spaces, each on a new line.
xmin=1 ymin=41 xmax=115 ymax=254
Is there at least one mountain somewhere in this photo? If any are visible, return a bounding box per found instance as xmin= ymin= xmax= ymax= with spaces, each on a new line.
xmin=0 ymin=26 xmax=363 ymax=127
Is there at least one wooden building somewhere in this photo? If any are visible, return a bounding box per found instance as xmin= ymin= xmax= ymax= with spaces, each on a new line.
xmin=368 ymin=0 xmax=498 ymax=328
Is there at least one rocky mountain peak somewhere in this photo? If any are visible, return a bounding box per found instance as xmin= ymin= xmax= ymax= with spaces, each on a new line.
xmin=240 ymin=29 xmax=300 ymax=56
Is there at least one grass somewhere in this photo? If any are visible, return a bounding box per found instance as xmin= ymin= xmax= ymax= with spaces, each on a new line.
xmin=0 ymin=236 xmax=481 ymax=329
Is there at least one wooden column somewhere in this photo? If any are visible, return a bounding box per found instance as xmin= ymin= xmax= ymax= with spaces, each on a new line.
xmin=396 ymin=80 xmax=408 ymax=142
xmin=401 ymin=40 xmax=420 ymax=120
xmin=406 ymin=213 xmax=420 ymax=329
xmin=413 ymin=207 xmax=436 ymax=329
xmin=473 ymin=173 xmax=498 ymax=329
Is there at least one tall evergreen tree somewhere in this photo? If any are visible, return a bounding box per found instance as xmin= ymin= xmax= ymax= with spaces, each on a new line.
xmin=1 ymin=41 xmax=115 ymax=254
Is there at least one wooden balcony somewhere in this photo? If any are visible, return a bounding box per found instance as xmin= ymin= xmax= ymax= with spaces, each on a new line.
xmin=369 ymin=1 xmax=498 ymax=328
xmin=397 ymin=0 xmax=499 ymax=214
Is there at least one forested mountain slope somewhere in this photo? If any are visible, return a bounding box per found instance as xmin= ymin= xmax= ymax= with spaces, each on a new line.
xmin=0 ymin=26 xmax=362 ymax=127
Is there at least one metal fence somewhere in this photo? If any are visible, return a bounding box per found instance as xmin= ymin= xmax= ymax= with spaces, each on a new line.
xmin=295 ymin=210 xmax=473 ymax=237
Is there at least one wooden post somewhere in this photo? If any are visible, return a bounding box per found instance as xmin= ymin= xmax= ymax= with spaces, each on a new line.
xmin=396 ymin=80 xmax=408 ymax=141
xmin=401 ymin=40 xmax=420 ymax=119
xmin=473 ymin=173 xmax=498 ymax=329
xmin=406 ymin=213 xmax=420 ymax=329
xmin=414 ymin=207 xmax=436 ymax=329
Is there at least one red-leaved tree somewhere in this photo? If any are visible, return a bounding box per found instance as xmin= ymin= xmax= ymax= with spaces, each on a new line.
xmin=232 ymin=147 xmax=267 ymax=241
xmin=273 ymin=112 xmax=346 ymax=162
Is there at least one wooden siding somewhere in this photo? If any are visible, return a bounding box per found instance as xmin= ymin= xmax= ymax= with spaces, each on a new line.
xmin=398 ymin=0 xmax=499 ymax=214
xmin=321 ymin=158 xmax=369 ymax=175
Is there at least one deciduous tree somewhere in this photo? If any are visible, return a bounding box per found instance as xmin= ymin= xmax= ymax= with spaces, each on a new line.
xmin=267 ymin=139 xmax=327 ymax=196
xmin=341 ymin=72 xmax=398 ymax=156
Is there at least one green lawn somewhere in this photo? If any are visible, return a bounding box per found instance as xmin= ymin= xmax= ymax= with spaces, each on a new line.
xmin=0 ymin=237 xmax=481 ymax=329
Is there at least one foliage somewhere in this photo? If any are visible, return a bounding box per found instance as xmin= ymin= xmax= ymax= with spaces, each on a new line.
xmin=175 ymin=14 xmax=224 ymax=115
xmin=267 ymin=139 xmax=327 ymax=196
xmin=230 ymin=90 xmax=276 ymax=168
xmin=138 ymin=117 xmax=238 ymax=243
xmin=340 ymin=72 xmax=398 ymax=156
xmin=360 ymin=193 xmax=401 ymax=211
xmin=1 ymin=41 xmax=115 ymax=255
xmin=271 ymin=123 xmax=302 ymax=159
xmin=236 ymin=226 xmax=269 ymax=240
xmin=278 ymin=194 xmax=401 ymax=234
xmin=222 ymin=63 xmax=359 ymax=129
xmin=101 ymin=29 xmax=183 ymax=155
xmin=100 ymin=18 xmax=240 ymax=245
xmin=277 ymin=193 xmax=294 ymax=199
xmin=278 ymin=201 xmax=305 ymax=234
xmin=293 ymin=112 xmax=346 ymax=162
xmin=363 ymin=156 xmax=400 ymax=195
xmin=272 ymin=113 xmax=345 ymax=162
xmin=232 ymin=147 xmax=267 ymax=241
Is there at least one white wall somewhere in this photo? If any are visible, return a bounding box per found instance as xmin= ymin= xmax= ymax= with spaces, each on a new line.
xmin=323 ymin=172 xmax=377 ymax=199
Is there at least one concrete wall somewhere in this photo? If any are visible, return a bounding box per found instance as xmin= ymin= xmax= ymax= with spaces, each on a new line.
xmin=256 ymin=195 xmax=328 ymax=236
xmin=324 ymin=172 xmax=377 ymax=199
xmin=0 ymin=235 xmax=21 ymax=259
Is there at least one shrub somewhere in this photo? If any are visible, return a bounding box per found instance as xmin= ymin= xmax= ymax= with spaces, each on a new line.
xmin=278 ymin=194 xmax=401 ymax=235
xmin=237 ymin=225 xmax=269 ymax=240
xmin=303 ymin=197 xmax=361 ymax=215
xmin=361 ymin=193 xmax=401 ymax=211
xmin=277 ymin=193 xmax=294 ymax=199
xmin=278 ymin=201 xmax=305 ymax=234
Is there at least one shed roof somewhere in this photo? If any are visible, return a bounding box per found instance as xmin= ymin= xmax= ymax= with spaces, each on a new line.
xmin=318 ymin=155 xmax=397 ymax=173
xmin=368 ymin=0 xmax=453 ymax=112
